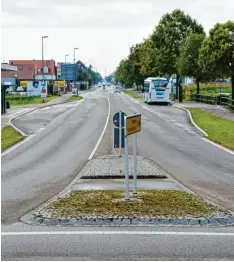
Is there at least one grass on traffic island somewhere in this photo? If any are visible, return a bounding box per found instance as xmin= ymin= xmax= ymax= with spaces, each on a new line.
xmin=188 ymin=108 xmax=234 ymax=150
xmin=6 ymin=95 xmax=58 ymax=106
xmin=123 ymin=90 xmax=142 ymax=99
xmin=47 ymin=190 xmax=227 ymax=219
xmin=66 ymin=96 xmax=83 ymax=102
xmin=1 ymin=125 xmax=24 ymax=151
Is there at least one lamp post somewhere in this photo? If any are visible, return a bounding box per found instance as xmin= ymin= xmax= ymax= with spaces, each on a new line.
xmin=73 ymin=48 xmax=78 ymax=87
xmin=65 ymin=54 xmax=69 ymax=91
xmin=42 ymin=36 xmax=48 ymax=85
xmin=73 ymin=47 xmax=79 ymax=64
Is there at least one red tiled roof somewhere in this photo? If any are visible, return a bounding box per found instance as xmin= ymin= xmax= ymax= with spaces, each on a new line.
xmin=9 ymin=59 xmax=56 ymax=75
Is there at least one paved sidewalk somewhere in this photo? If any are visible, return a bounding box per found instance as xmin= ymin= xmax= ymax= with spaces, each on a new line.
xmin=176 ymin=102 xmax=234 ymax=122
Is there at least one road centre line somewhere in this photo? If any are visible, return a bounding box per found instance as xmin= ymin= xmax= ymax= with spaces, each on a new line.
xmin=88 ymin=94 xmax=110 ymax=160
xmin=2 ymin=231 xmax=234 ymax=236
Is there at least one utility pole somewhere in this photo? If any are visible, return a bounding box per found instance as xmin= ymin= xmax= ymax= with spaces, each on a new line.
xmin=73 ymin=48 xmax=78 ymax=86
xmin=42 ymin=36 xmax=48 ymax=85
xmin=65 ymin=54 xmax=69 ymax=91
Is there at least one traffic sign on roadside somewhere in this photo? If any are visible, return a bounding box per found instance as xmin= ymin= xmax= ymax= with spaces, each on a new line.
xmin=113 ymin=111 xmax=126 ymax=128
xmin=125 ymin=113 xmax=141 ymax=136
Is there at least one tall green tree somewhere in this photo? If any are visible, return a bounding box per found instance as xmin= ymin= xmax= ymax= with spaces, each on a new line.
xmin=151 ymin=9 xmax=204 ymax=101
xmin=199 ymin=21 xmax=234 ymax=101
xmin=177 ymin=33 xmax=206 ymax=94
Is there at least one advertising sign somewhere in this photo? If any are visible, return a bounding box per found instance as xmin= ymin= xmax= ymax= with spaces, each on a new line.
xmin=27 ymin=81 xmax=48 ymax=96
xmin=54 ymin=81 xmax=65 ymax=88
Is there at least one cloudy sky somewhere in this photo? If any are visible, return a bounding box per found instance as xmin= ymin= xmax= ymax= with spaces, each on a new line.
xmin=1 ymin=0 xmax=234 ymax=76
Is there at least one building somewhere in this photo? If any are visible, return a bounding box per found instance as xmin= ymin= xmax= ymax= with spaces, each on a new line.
xmin=9 ymin=59 xmax=56 ymax=81
xmin=1 ymin=63 xmax=18 ymax=88
xmin=56 ymin=62 xmax=63 ymax=79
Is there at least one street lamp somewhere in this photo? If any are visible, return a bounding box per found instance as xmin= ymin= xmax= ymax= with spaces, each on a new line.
xmin=73 ymin=47 xmax=79 ymax=64
xmin=42 ymin=36 xmax=48 ymax=85
xmin=65 ymin=54 xmax=69 ymax=91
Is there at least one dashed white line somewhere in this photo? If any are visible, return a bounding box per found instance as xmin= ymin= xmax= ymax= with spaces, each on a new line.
xmin=2 ymin=231 xmax=234 ymax=236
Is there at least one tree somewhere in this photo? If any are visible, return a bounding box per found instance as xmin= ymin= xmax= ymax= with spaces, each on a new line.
xmin=177 ymin=33 xmax=206 ymax=94
xmin=199 ymin=21 xmax=234 ymax=101
xmin=151 ymin=9 xmax=204 ymax=101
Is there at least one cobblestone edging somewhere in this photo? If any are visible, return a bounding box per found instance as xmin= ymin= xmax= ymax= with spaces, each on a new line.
xmin=31 ymin=214 xmax=234 ymax=227
xmin=80 ymin=155 xmax=167 ymax=179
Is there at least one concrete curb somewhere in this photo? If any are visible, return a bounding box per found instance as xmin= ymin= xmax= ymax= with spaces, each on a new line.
xmin=29 ymin=214 xmax=234 ymax=227
xmin=173 ymin=104 xmax=208 ymax=137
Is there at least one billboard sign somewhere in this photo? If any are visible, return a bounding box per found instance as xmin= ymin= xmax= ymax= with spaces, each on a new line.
xmin=27 ymin=81 xmax=48 ymax=96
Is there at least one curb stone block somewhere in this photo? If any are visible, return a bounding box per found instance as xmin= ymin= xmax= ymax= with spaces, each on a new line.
xmin=170 ymin=219 xmax=181 ymax=225
xmin=208 ymin=218 xmax=218 ymax=225
xmin=189 ymin=219 xmax=199 ymax=225
xmin=59 ymin=219 xmax=69 ymax=224
xmin=50 ymin=219 xmax=59 ymax=225
xmin=131 ymin=219 xmax=140 ymax=224
xmin=199 ymin=219 xmax=209 ymax=225
xmin=161 ymin=219 xmax=171 ymax=224
xmin=113 ymin=219 xmax=123 ymax=225
xmin=151 ymin=219 xmax=162 ymax=224
xmin=122 ymin=219 xmax=130 ymax=224
xmin=179 ymin=219 xmax=190 ymax=225
xmin=217 ymin=218 xmax=229 ymax=224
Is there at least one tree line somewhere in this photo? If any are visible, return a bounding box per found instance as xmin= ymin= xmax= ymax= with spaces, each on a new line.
xmin=114 ymin=9 xmax=234 ymax=101
xmin=76 ymin=60 xmax=102 ymax=85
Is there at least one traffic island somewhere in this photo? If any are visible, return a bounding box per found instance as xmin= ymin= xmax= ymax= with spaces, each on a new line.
xmin=33 ymin=189 xmax=234 ymax=227
xmin=66 ymin=96 xmax=83 ymax=102
xmin=1 ymin=125 xmax=24 ymax=151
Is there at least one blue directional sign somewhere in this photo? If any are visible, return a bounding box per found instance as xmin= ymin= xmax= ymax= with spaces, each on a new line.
xmin=61 ymin=64 xmax=77 ymax=81
xmin=113 ymin=111 xmax=126 ymax=128
xmin=114 ymin=128 xmax=125 ymax=148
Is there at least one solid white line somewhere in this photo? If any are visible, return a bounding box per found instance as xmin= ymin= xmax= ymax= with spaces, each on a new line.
xmin=88 ymin=94 xmax=110 ymax=160
xmin=201 ymin=137 xmax=234 ymax=155
xmin=2 ymin=108 xmax=32 ymax=119
xmin=2 ymin=231 xmax=234 ymax=236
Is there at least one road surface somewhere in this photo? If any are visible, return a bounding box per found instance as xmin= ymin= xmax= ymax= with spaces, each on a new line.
xmin=2 ymin=86 xmax=234 ymax=260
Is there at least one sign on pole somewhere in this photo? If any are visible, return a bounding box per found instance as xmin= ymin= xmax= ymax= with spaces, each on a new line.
xmin=125 ymin=114 xmax=141 ymax=136
xmin=124 ymin=113 xmax=141 ymax=200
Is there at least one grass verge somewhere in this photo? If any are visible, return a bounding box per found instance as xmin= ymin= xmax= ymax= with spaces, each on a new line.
xmin=1 ymin=125 xmax=24 ymax=151
xmin=188 ymin=108 xmax=234 ymax=150
xmin=123 ymin=90 xmax=142 ymax=99
xmin=66 ymin=96 xmax=83 ymax=102
xmin=6 ymin=95 xmax=58 ymax=106
xmin=48 ymin=190 xmax=226 ymax=218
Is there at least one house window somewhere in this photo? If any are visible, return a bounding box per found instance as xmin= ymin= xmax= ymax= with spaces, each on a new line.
xmin=18 ymin=65 xmax=23 ymax=70
xmin=43 ymin=66 xmax=49 ymax=73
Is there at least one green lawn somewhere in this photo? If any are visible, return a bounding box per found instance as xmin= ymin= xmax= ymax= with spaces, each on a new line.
xmin=6 ymin=95 xmax=58 ymax=106
xmin=1 ymin=126 xmax=24 ymax=151
xmin=123 ymin=90 xmax=142 ymax=99
xmin=47 ymin=190 xmax=226 ymax=218
xmin=66 ymin=96 xmax=83 ymax=102
xmin=188 ymin=108 xmax=234 ymax=150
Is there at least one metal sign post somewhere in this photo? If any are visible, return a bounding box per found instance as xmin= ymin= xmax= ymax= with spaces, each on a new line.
xmin=124 ymin=113 xmax=141 ymax=200
xmin=133 ymin=132 xmax=137 ymax=194
xmin=124 ymin=115 xmax=130 ymax=201
xmin=119 ymin=111 xmax=122 ymax=156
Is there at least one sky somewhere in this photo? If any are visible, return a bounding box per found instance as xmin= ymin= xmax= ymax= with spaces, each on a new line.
xmin=1 ymin=0 xmax=234 ymax=77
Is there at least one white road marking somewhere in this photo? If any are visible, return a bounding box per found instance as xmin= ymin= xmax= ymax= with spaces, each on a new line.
xmin=2 ymin=231 xmax=234 ymax=236
xmin=1 ymin=108 xmax=32 ymax=119
xmin=88 ymin=94 xmax=110 ymax=160
xmin=1 ymin=100 xmax=84 ymax=158
xmin=201 ymin=137 xmax=234 ymax=155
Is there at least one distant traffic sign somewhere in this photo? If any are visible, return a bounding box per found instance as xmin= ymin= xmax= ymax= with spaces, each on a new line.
xmin=125 ymin=113 xmax=141 ymax=136
xmin=113 ymin=111 xmax=126 ymax=128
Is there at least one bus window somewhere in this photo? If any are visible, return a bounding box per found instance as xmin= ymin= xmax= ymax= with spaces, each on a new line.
xmin=144 ymin=82 xmax=150 ymax=92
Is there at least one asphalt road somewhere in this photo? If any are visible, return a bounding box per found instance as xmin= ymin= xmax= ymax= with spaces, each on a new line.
xmin=2 ymin=225 xmax=234 ymax=260
xmin=107 ymin=90 xmax=234 ymax=211
xmin=2 ymin=86 xmax=234 ymax=260
xmin=1 ymin=91 xmax=110 ymax=224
